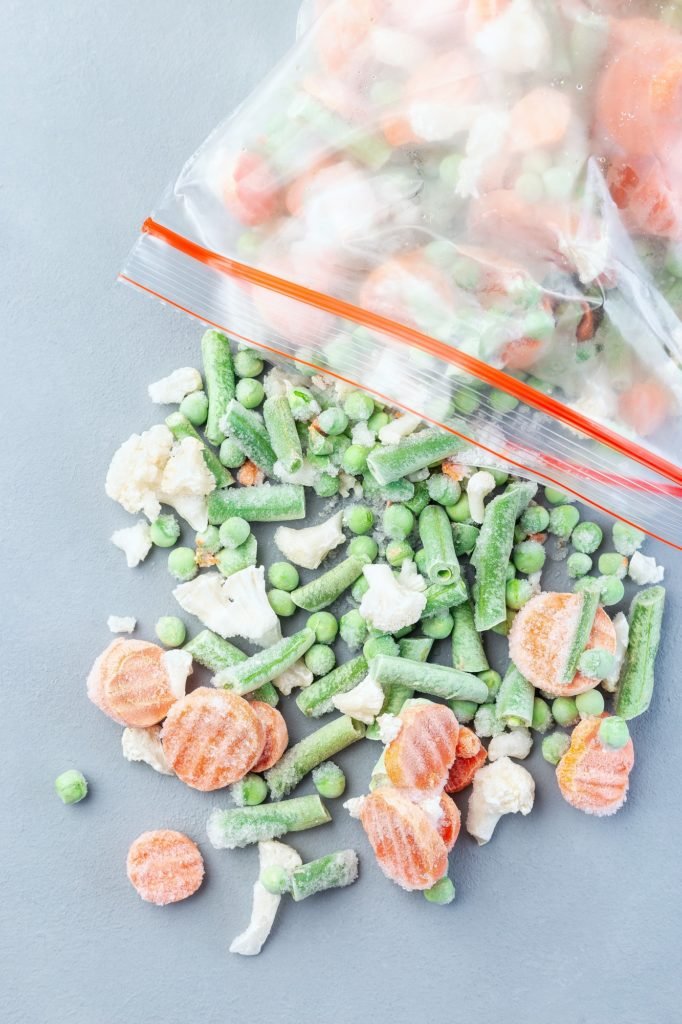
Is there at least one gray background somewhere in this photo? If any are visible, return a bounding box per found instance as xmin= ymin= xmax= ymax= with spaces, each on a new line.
xmin=2 ymin=2 xmax=681 ymax=1022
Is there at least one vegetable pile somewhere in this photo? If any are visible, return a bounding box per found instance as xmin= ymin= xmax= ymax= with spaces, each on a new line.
xmin=74 ymin=330 xmax=666 ymax=954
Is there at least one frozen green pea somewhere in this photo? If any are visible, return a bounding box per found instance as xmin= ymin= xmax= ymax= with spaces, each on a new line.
xmin=598 ymin=716 xmax=630 ymax=750
xmin=328 ymin=434 xmax=351 ymax=467
xmin=597 ymin=574 xmax=625 ymax=607
xmin=514 ymin=524 xmax=528 ymax=544
xmin=349 ymin=536 xmax=378 ymax=562
xmin=598 ymin=552 xmax=628 ymax=578
xmin=288 ymin=387 xmax=318 ymax=421
xmin=344 ymin=505 xmax=374 ymax=535
xmin=340 ymin=609 xmax=368 ymax=650
xmin=427 ymin=474 xmax=461 ymax=506
xmin=414 ymin=547 xmax=428 ymax=574
xmin=424 ymin=877 xmax=455 ymax=905
xmin=308 ymin=427 xmax=333 ymax=456
xmin=552 ymin=696 xmax=579 ymax=727
xmin=155 ymin=616 xmax=186 ymax=647
xmin=317 ymin=407 xmax=348 ymax=436
xmin=567 ymin=552 xmax=593 ymax=579
xmin=448 ymin=699 xmax=477 ymax=723
xmin=260 ymin=864 xmax=290 ymax=895
xmin=167 ymin=547 xmax=197 ymax=581
xmin=490 ymin=608 xmax=517 ymax=636
xmin=489 ymin=390 xmax=520 ymax=413
xmin=219 ymin=438 xmax=246 ymax=468
xmin=579 ymin=648 xmax=616 ymax=679
xmin=479 ymin=669 xmax=502 ymax=700
xmin=367 ymin=410 xmax=390 ymax=432
xmin=179 ymin=390 xmax=209 ymax=426
xmin=230 ymin=773 xmax=268 ymax=807
xmin=453 ymin=389 xmax=480 ymax=415
xmin=544 ymin=486 xmax=575 ymax=505
xmin=343 ymin=391 xmax=374 ymax=422
xmin=506 ymin=578 xmax=533 ymax=610
xmin=506 ymin=563 xmax=516 ymax=581
xmin=612 ymin=522 xmax=645 ymax=557
xmin=363 ymin=635 xmax=399 ymax=661
xmin=305 ymin=644 xmax=337 ymax=677
xmin=219 ymin=516 xmax=251 ymax=550
xmin=342 ymin=445 xmax=371 ymax=474
xmin=385 ymin=540 xmax=414 ymax=567
xmin=307 ymin=611 xmax=338 ymax=645
xmin=55 ymin=769 xmax=88 ymax=805
xmin=571 ymin=521 xmax=603 ymax=554
xmin=234 ymin=348 xmax=263 ymax=378
xmin=452 ymin=523 xmax=479 ymax=556
xmin=420 ymin=611 xmax=454 ymax=640
xmin=531 ymin=697 xmax=553 ymax=733
xmin=312 ymin=761 xmax=346 ymax=799
xmin=519 ymin=505 xmax=549 ymax=535
xmin=315 ymin=472 xmax=340 ymax=498
xmin=235 ymin=377 xmax=265 ymax=409
xmin=575 ymin=689 xmax=605 ymax=718
xmin=383 ymin=504 xmax=415 ymax=540
xmin=542 ymin=732 xmax=570 ymax=765
xmin=549 ymin=504 xmax=581 ymax=538
xmin=404 ymin=480 xmax=430 ymax=516
xmin=216 ymin=536 xmax=257 ymax=577
xmin=445 ymin=494 xmax=471 ymax=523
xmin=195 ymin=525 xmax=221 ymax=555
xmin=150 ymin=513 xmax=180 ymax=548
xmin=512 ymin=540 xmax=546 ymax=574
xmin=351 ymin=576 xmax=370 ymax=602
xmin=268 ymin=589 xmax=296 ymax=617
xmin=268 ymin=561 xmax=300 ymax=592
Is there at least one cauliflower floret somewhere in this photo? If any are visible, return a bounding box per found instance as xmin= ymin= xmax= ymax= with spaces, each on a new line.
xmin=332 ymin=676 xmax=385 ymax=724
xmin=359 ymin=562 xmax=426 ymax=634
xmin=105 ymin=424 xmax=174 ymax=520
xmin=378 ymin=413 xmax=422 ymax=446
xmin=273 ymin=460 xmax=317 ymax=486
xmin=156 ymin=437 xmax=216 ymax=532
xmin=107 ymin=615 xmax=136 ymax=634
xmin=110 ymin=520 xmax=152 ymax=568
xmin=377 ymin=713 xmax=402 ymax=744
xmin=467 ymin=470 xmax=497 ymax=524
xmin=527 ymin=570 xmax=542 ymax=596
xmin=351 ymin=421 xmax=376 ymax=448
xmin=161 ymin=649 xmax=193 ymax=700
xmin=173 ymin=567 xmax=281 ymax=648
xmin=147 ymin=367 xmax=202 ymax=404
xmin=230 ymin=840 xmax=302 ymax=957
xmin=274 ymin=512 xmax=345 ymax=570
xmin=466 ymin=756 xmax=535 ymax=845
xmin=475 ymin=0 xmax=551 ymax=73
xmin=488 ymin=728 xmax=533 ymax=762
xmin=628 ymin=551 xmax=665 ymax=585
xmin=603 ymin=611 xmax=629 ymax=693
xmin=274 ymin=659 xmax=314 ymax=696
xmin=121 ymin=725 xmax=173 ymax=775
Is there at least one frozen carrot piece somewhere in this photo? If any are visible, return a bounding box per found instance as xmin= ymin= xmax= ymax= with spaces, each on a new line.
xmin=87 ymin=639 xmax=186 ymax=728
xmin=500 ymin=336 xmax=545 ymax=371
xmin=384 ymin=703 xmax=459 ymax=791
xmin=126 ymin=830 xmax=204 ymax=906
xmin=359 ymin=788 xmax=448 ymax=891
xmin=618 ymin=378 xmax=673 ymax=438
xmin=222 ymin=151 xmax=280 ymax=227
xmin=556 ymin=716 xmax=634 ymax=817
xmin=437 ymin=793 xmax=461 ymax=852
xmin=161 ymin=687 xmax=264 ymax=791
xmin=607 ymin=158 xmax=682 ymax=242
xmin=250 ymin=701 xmax=289 ymax=773
xmin=508 ymin=88 xmax=572 ymax=152
xmin=455 ymin=725 xmax=482 ymax=759
xmin=445 ymin=745 xmax=487 ymax=794
xmin=313 ymin=0 xmax=376 ymax=74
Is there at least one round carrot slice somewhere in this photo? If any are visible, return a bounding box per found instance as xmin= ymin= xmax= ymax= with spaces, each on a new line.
xmin=508 ymin=87 xmax=572 ymax=153
xmin=618 ymin=378 xmax=673 ymax=437
xmin=437 ymin=793 xmax=461 ymax=852
xmin=455 ymin=725 xmax=482 ymax=760
xmin=508 ymin=592 xmax=616 ymax=696
xmin=384 ymin=703 xmax=460 ymax=791
xmin=359 ymin=788 xmax=448 ymax=891
xmin=222 ymin=151 xmax=281 ymax=227
xmin=445 ymin=744 xmax=487 ymax=793
xmin=87 ymin=639 xmax=132 ymax=723
xmin=556 ymin=716 xmax=634 ymax=817
xmin=104 ymin=642 xmax=180 ymax=728
xmin=161 ymin=687 xmax=264 ymax=791
xmin=250 ymin=701 xmax=289 ymax=773
xmin=127 ymin=830 xmax=204 ymax=906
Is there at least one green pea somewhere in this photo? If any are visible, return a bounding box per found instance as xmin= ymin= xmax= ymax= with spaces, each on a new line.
xmin=421 ymin=611 xmax=454 ymax=639
xmin=578 ymin=648 xmax=616 ymax=679
xmin=342 ymin=445 xmax=371 ymax=475
xmin=260 ymin=864 xmax=290 ymax=895
xmin=453 ymin=389 xmax=481 ymax=415
xmin=219 ymin=517 xmax=251 ymax=550
xmin=489 ymin=390 xmax=520 ymax=413
xmin=54 ymin=769 xmax=88 ymax=805
xmin=490 ymin=608 xmax=517 ymax=636
xmin=339 ymin=609 xmax=368 ymax=650
xmin=541 ymin=732 xmax=570 ymax=765
xmin=598 ymin=552 xmax=628 ymax=579
xmin=235 ymin=377 xmax=265 ymax=409
xmin=597 ymin=574 xmax=625 ymax=607
xmin=150 ymin=513 xmax=180 ymax=548
xmin=551 ymin=697 xmax=579 ymax=727
xmin=531 ymin=697 xmax=553 ymax=734
xmin=179 ymin=390 xmax=209 ymax=426
xmin=404 ymin=480 xmax=430 ymax=516
xmin=571 ymin=521 xmax=603 ymax=554
xmin=549 ymin=504 xmax=581 ymax=538
xmin=219 ymin=438 xmax=246 ymax=468
xmin=514 ymin=523 xmax=528 ymax=544
xmin=234 ymin=348 xmax=264 ymax=378
xmin=424 ymin=877 xmax=456 ymax=905
xmin=575 ymin=689 xmax=605 ymax=718
xmin=598 ymin=716 xmax=630 ymax=750
xmin=612 ymin=522 xmax=645 ymax=557
xmin=506 ymin=562 xmax=517 ymax=581
xmin=317 ymin=407 xmax=348 ymax=436
xmin=307 ymin=611 xmax=338 ymax=645
xmin=544 ymin=486 xmax=575 ymax=505
xmin=167 ymin=547 xmax=197 ymax=581
xmin=315 ymin=472 xmax=340 ymax=497
xmin=488 ymin=469 xmax=509 ymax=486
xmin=234 ymin=773 xmax=268 ymax=807
xmin=351 ymin=576 xmax=370 ymax=603
xmin=448 ymin=699 xmax=477 ymax=723
xmin=349 ymin=536 xmax=378 ymax=562
xmin=305 ymin=644 xmax=336 ymax=677
xmin=267 ymin=561 xmax=300 ymax=592
xmin=414 ymin=547 xmax=428 ymax=574
xmin=312 ymin=761 xmax=347 ymax=799
xmin=288 ymin=387 xmax=318 ymax=422
xmin=512 ymin=539 xmax=546 ymax=574
xmin=363 ymin=635 xmax=399 ymax=661
xmin=308 ymin=427 xmax=333 ymax=456
xmin=445 ymin=494 xmax=471 ymax=523
xmin=367 ymin=410 xmax=390 ymax=433
xmin=329 ymin=434 xmax=351 ymax=467
xmin=195 ymin=525 xmax=221 ymax=556
xmin=382 ymin=504 xmax=415 ymax=540
xmin=343 ymin=391 xmax=374 ymax=422
xmin=452 ymin=523 xmax=479 ymax=556
xmin=155 ymin=616 xmax=186 ymax=647
xmin=385 ymin=540 xmax=414 ymax=567
xmin=344 ymin=505 xmax=374 ymax=535
xmin=519 ymin=505 xmax=550 ymax=535
xmin=477 ymin=669 xmax=501 ymax=700
xmin=566 ymin=552 xmax=593 ymax=579
xmin=268 ymin=589 xmax=296 ymax=617
xmin=427 ymin=474 xmax=461 ymax=506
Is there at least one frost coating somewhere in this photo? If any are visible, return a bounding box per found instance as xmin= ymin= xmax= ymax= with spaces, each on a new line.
xmin=274 ymin=659 xmax=314 ymax=696
xmin=274 ymin=512 xmax=345 ymax=569
xmin=107 ymin=615 xmax=136 ymax=634
xmin=148 ymin=367 xmax=202 ymax=404
xmin=377 ymin=713 xmax=402 ymax=744
xmin=488 ymin=728 xmax=533 ymax=762
xmin=359 ymin=562 xmax=426 ymax=634
xmin=378 ymin=413 xmax=422 ymax=446
xmin=110 ymin=520 xmax=152 ymax=568
xmin=343 ymin=796 xmax=366 ymax=820
xmin=230 ymin=841 xmax=302 ymax=957
xmin=467 ymin=471 xmax=497 ymax=524
xmin=603 ymin=611 xmax=630 ymax=693
xmin=173 ymin=566 xmax=281 ymax=647
xmin=161 ymin=649 xmax=193 ymax=700
xmin=122 ymin=725 xmax=173 ymax=775
xmin=628 ymin=551 xmax=665 ymax=585
xmin=332 ymin=676 xmax=384 ymax=724
xmin=105 ymin=425 xmax=174 ymax=521
xmin=466 ymin=757 xmax=535 ymax=845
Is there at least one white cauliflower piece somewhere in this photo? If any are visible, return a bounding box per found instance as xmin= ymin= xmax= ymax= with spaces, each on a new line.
xmin=274 ymin=512 xmax=345 ymax=570
xmin=527 ymin=570 xmax=543 ymax=596
xmin=273 ymin=460 xmax=317 ymax=486
xmin=378 ymin=714 xmax=402 ymax=744
xmin=475 ymin=0 xmax=551 ymax=73
xmin=161 ymin=649 xmax=193 ymax=700
xmin=110 ymin=520 xmax=152 ymax=568
xmin=467 ymin=470 xmax=497 ymax=524
xmin=603 ymin=611 xmax=629 ymax=693
xmin=332 ymin=676 xmax=385 ymax=724
xmin=107 ymin=615 xmax=136 ymax=634
xmin=466 ymin=756 xmax=535 ymax=845
xmin=274 ymin=659 xmax=314 ymax=696
xmin=488 ymin=728 xmax=533 ymax=762
xmin=359 ymin=563 xmax=426 ymax=634
xmin=230 ymin=840 xmax=302 ymax=957
xmin=173 ymin=567 xmax=281 ymax=648
xmin=157 ymin=437 xmax=216 ymax=531
xmin=351 ymin=421 xmax=376 ymax=448
xmin=105 ymin=424 xmax=174 ymax=520
xmin=378 ymin=413 xmax=422 ymax=446
xmin=148 ymin=367 xmax=202 ymax=404
xmin=628 ymin=551 xmax=665 ymax=585
xmin=121 ymin=725 xmax=173 ymax=775
xmin=343 ymin=796 xmax=366 ymax=819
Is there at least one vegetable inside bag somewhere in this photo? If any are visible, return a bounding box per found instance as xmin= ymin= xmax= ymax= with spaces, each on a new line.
xmin=123 ymin=0 xmax=682 ymax=547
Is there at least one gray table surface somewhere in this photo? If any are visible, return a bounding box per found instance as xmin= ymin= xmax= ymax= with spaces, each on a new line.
xmin=2 ymin=2 xmax=681 ymax=1022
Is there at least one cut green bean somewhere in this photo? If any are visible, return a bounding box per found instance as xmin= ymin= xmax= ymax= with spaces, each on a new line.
xmin=201 ymin=329 xmax=235 ymax=445
xmin=496 ymin=665 xmax=535 ymax=727
xmin=266 ymin=716 xmax=366 ymax=800
xmin=368 ymin=637 xmax=434 ymax=738
xmin=422 ymin=578 xmax=468 ymax=616
xmin=208 ymin=484 xmax=305 ymax=523
xmin=207 ymin=795 xmax=331 ymax=849
xmin=223 ymin=400 xmax=277 ymax=474
xmin=263 ymin=395 xmax=304 ymax=474
xmin=367 ymin=428 xmax=465 ymax=484
xmin=296 ymin=655 xmax=369 ymax=718
xmin=561 ymin=580 xmax=601 ymax=683
xmin=419 ymin=505 xmax=461 ymax=584
xmin=369 ymin=654 xmax=488 ymax=703
xmin=213 ymin=628 xmax=315 ymax=696
xmin=289 ymin=850 xmax=358 ymax=901
xmin=616 ymin=586 xmax=665 ymax=720
xmin=165 ymin=411 xmax=232 ymax=488
xmin=471 ymin=481 xmax=536 ymax=631
xmin=291 ymin=555 xmax=368 ymax=612
xmin=184 ymin=629 xmax=278 ymax=705
xmin=452 ymin=595 xmax=489 ymax=673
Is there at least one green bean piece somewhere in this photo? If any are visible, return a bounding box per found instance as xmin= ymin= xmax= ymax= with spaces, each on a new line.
xmin=616 ymin=586 xmax=665 ymax=720
xmin=208 ymin=484 xmax=305 ymax=523
xmin=223 ymin=400 xmax=277 ymax=474
xmin=289 ymin=850 xmax=359 ymax=901
xmin=369 ymin=654 xmax=488 ymax=703
xmin=263 ymin=395 xmax=304 ymax=474
xmin=419 ymin=505 xmax=461 ymax=584
xmin=362 ymin=470 xmax=415 ymax=504
xmin=214 ymin=628 xmax=316 ymax=696
xmin=471 ymin=481 xmax=536 ymax=631
xmin=561 ymin=580 xmax=601 ymax=683
xmin=367 ymin=428 xmax=465 ymax=485
xmin=447 ymin=699 xmax=477 ymax=723
xmin=201 ymin=330 xmax=235 ymax=446
xmin=451 ymin=595 xmax=489 ymax=673
xmin=422 ymin=578 xmax=469 ymax=617
xmin=369 ymin=637 xmax=434 ymax=735
xmin=207 ymin=795 xmax=331 ymax=849
xmin=266 ymin=717 xmax=366 ymax=800
xmin=296 ymin=655 xmax=369 ymax=718
xmin=291 ymin=555 xmax=369 ymax=612
xmin=184 ymin=629 xmax=245 ymax=671
xmin=496 ymin=665 xmax=535 ymax=727
xmin=165 ymin=412 xmax=232 ymax=488
xmin=216 ymin=534 xmax=258 ymax=578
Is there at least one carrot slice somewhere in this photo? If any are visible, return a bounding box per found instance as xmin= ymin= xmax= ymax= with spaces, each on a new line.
xmin=222 ymin=151 xmax=281 ymax=227
xmin=359 ymin=788 xmax=448 ymax=891
xmin=437 ymin=792 xmax=461 ymax=852
xmin=126 ymin=829 xmax=204 ymax=906
xmin=445 ymin=744 xmax=487 ymax=793
xmin=508 ymin=88 xmax=572 ymax=153
xmin=455 ymin=725 xmax=482 ymax=759
xmin=384 ymin=704 xmax=460 ymax=790
xmin=556 ymin=716 xmax=634 ymax=816
xmin=88 ymin=639 xmax=182 ymax=728
xmin=250 ymin=701 xmax=289 ymax=773
xmin=618 ymin=378 xmax=673 ymax=437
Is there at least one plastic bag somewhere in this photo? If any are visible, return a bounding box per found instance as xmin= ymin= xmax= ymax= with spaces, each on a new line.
xmin=122 ymin=0 xmax=682 ymax=547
